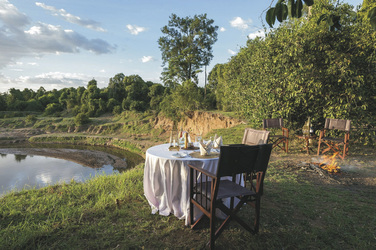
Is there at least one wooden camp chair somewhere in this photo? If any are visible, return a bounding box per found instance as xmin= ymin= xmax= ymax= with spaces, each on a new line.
xmin=317 ymin=118 xmax=351 ymax=159
xmin=189 ymin=144 xmax=272 ymax=249
xmin=262 ymin=118 xmax=289 ymax=153
xmin=242 ymin=128 xmax=270 ymax=145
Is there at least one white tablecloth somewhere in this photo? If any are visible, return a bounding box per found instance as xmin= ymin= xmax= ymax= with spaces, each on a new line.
xmin=143 ymin=143 xmax=219 ymax=225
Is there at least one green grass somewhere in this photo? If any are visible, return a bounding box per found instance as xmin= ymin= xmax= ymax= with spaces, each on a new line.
xmin=1 ymin=160 xmax=375 ymax=249
xmin=1 ymin=112 xmax=375 ymax=248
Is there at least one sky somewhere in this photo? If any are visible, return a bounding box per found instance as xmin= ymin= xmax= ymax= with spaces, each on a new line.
xmin=0 ymin=0 xmax=363 ymax=94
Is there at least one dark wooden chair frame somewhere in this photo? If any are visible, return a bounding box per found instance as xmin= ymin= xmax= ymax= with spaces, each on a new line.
xmin=188 ymin=144 xmax=273 ymax=249
xmin=263 ymin=118 xmax=289 ymax=153
xmin=317 ymin=118 xmax=351 ymax=159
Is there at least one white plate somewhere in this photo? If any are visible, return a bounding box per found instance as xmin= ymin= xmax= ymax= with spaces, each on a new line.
xmin=172 ymin=152 xmax=187 ymax=158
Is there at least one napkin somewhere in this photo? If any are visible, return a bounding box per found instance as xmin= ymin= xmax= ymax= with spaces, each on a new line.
xmin=213 ymin=135 xmax=223 ymax=148
xmin=199 ymin=140 xmax=213 ymax=156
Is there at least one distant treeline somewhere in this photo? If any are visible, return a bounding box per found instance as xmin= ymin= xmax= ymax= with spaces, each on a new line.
xmin=0 ymin=74 xmax=215 ymax=120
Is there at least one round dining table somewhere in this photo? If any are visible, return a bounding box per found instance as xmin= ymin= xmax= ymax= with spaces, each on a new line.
xmin=143 ymin=143 xmax=220 ymax=226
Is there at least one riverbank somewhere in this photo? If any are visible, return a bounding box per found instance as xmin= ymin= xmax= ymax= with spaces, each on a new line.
xmin=1 ymin=123 xmax=376 ymax=248
xmin=0 ymin=128 xmax=148 ymax=169
xmin=0 ymin=147 xmax=128 ymax=169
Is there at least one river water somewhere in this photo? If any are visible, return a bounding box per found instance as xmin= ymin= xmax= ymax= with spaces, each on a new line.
xmin=0 ymin=154 xmax=117 ymax=196
xmin=0 ymin=144 xmax=144 ymax=197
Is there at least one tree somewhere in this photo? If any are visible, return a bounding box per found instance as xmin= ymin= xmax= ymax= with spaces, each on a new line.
xmin=158 ymin=13 xmax=218 ymax=88
xmin=148 ymin=84 xmax=165 ymax=110
xmin=267 ymin=0 xmax=376 ymax=30
xmin=266 ymin=0 xmax=314 ymax=28
xmin=212 ymin=1 xmax=376 ymax=143
xmin=122 ymin=75 xmax=150 ymax=112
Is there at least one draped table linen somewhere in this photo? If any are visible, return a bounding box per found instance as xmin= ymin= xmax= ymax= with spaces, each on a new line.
xmin=143 ymin=143 xmax=219 ymax=225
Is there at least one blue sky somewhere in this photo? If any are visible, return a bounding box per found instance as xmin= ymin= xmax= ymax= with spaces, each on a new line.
xmin=0 ymin=0 xmax=363 ymax=93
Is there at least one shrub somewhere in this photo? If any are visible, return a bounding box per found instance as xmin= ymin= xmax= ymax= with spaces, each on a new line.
xmin=74 ymin=113 xmax=90 ymax=126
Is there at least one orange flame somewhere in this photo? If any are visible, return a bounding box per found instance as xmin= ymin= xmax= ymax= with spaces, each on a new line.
xmin=320 ymin=153 xmax=341 ymax=173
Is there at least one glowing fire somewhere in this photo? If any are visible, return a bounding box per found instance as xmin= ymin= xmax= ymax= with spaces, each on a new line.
xmin=319 ymin=153 xmax=341 ymax=173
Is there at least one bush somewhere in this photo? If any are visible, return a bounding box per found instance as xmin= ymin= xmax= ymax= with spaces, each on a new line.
xmin=74 ymin=113 xmax=90 ymax=126
xmin=25 ymin=115 xmax=37 ymax=125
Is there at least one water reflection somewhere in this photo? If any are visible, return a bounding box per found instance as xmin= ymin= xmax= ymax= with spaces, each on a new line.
xmin=15 ymin=154 xmax=27 ymax=162
xmin=0 ymin=154 xmax=118 ymax=197
xmin=0 ymin=143 xmax=144 ymax=169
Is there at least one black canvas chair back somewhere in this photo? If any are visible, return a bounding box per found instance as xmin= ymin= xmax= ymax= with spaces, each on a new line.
xmin=189 ymin=144 xmax=272 ymax=249
xmin=250 ymin=143 xmax=273 ymax=195
xmin=324 ymin=118 xmax=351 ymax=131
xmin=217 ymin=144 xmax=259 ymax=178
xmin=263 ymin=118 xmax=283 ymax=128
xmin=317 ymin=118 xmax=351 ymax=159
xmin=262 ymin=118 xmax=289 ymax=153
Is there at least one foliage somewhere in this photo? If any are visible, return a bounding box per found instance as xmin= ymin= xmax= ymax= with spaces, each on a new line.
xmin=25 ymin=114 xmax=37 ymax=125
xmin=43 ymin=103 xmax=63 ymax=116
xmin=158 ymin=13 xmax=218 ymax=87
xmin=158 ymin=80 xmax=206 ymax=119
xmin=0 ymin=74 xmax=163 ymax=118
xmin=210 ymin=2 xmax=376 ymax=143
xmin=74 ymin=113 xmax=90 ymax=126
xmin=266 ymin=0 xmax=314 ymax=28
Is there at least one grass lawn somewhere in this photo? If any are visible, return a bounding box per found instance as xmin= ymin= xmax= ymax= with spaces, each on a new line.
xmin=1 ymin=153 xmax=375 ymax=249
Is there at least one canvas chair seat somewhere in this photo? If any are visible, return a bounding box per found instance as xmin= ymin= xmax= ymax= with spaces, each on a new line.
xmin=195 ymin=180 xmax=256 ymax=200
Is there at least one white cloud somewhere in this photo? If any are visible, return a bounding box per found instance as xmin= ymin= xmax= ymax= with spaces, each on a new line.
xmin=220 ymin=27 xmax=226 ymax=32
xmin=0 ymin=71 xmax=109 ymax=93
xmin=0 ymin=0 xmax=30 ymax=28
xmin=35 ymin=2 xmax=106 ymax=32
xmin=230 ymin=17 xmax=253 ymax=30
xmin=248 ymin=30 xmax=266 ymax=40
xmin=126 ymin=24 xmax=146 ymax=35
xmin=228 ymin=49 xmax=237 ymax=55
xmin=141 ymin=56 xmax=153 ymax=63
xmin=22 ymin=22 xmax=115 ymax=54
xmin=0 ymin=1 xmax=116 ymax=69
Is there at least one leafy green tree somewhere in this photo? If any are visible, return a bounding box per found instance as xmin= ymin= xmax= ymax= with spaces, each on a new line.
xmin=158 ymin=13 xmax=218 ymax=87
xmin=6 ymin=88 xmax=24 ymax=110
xmin=74 ymin=113 xmax=90 ymax=126
xmin=44 ymin=103 xmax=63 ymax=116
xmin=25 ymin=99 xmax=44 ymax=111
xmin=148 ymin=84 xmax=165 ymax=110
xmin=22 ymin=88 xmax=35 ymax=101
xmin=35 ymin=87 xmax=46 ymax=98
xmin=267 ymin=0 xmax=376 ymax=30
xmin=266 ymin=0 xmax=314 ymax=28
xmin=0 ymin=93 xmax=7 ymax=111
xmin=211 ymin=1 xmax=376 ymax=143
xmin=107 ymin=98 xmax=120 ymax=113
xmin=160 ymin=80 xmax=202 ymax=119
xmin=107 ymin=73 xmax=126 ymax=103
